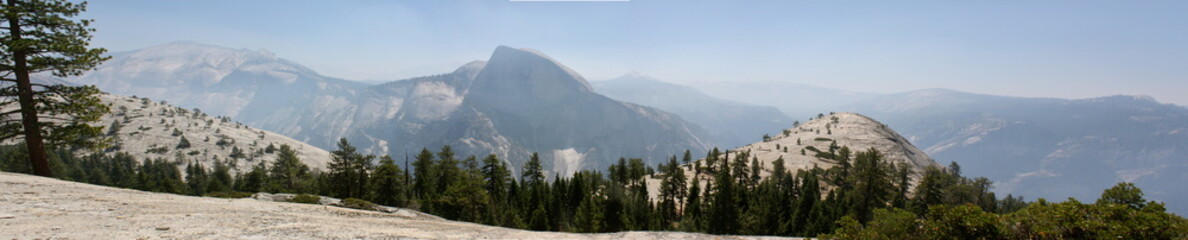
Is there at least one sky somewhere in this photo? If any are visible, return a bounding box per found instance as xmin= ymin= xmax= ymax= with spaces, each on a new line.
xmin=85 ymin=1 xmax=1188 ymax=105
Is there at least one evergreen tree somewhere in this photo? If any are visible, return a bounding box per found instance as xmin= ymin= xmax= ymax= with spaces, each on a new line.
xmin=184 ymin=162 xmax=209 ymax=195
xmin=911 ymin=166 xmax=954 ymax=214
xmin=683 ymin=176 xmax=704 ymax=232
xmin=370 ymin=155 xmax=407 ymax=207
xmin=845 ymin=148 xmax=892 ymax=223
xmin=891 ymin=162 xmax=912 ymax=209
xmin=207 ymin=158 xmax=232 ymax=192
xmin=791 ymin=170 xmax=821 ymax=235
xmin=573 ymin=194 xmax=604 ymax=232
xmin=708 ymin=153 xmax=739 ymax=234
xmin=268 ymin=144 xmax=310 ymax=193
xmin=1 ymin=0 xmax=110 ymax=177
xmin=176 ymin=136 xmax=191 ymax=149
xmin=229 ymin=146 xmax=244 ymax=159
xmin=436 ymin=154 xmax=490 ymax=222
xmin=659 ymin=156 xmax=687 ymax=226
xmin=523 ymin=152 xmax=544 ymax=187
xmin=412 ymin=148 xmax=436 ymax=202
xmin=434 ymin=145 xmax=460 ymax=199
xmin=235 ymin=162 xmax=267 ymax=193
xmin=682 ymin=149 xmax=693 ymax=165
xmin=326 ymin=138 xmax=372 ymax=199
xmin=481 ymin=154 xmax=511 ymax=204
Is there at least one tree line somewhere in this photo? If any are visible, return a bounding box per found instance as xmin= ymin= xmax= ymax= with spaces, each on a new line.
xmin=7 ymin=138 xmax=1181 ymax=238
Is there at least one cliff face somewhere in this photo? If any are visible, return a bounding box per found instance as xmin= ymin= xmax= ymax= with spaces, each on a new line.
xmin=71 ymin=43 xmax=713 ymax=177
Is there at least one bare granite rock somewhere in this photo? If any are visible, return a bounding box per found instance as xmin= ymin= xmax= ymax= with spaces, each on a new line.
xmin=0 ymin=172 xmax=798 ymax=239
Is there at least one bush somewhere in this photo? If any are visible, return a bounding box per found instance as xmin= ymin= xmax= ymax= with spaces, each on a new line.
xmin=289 ymin=194 xmax=321 ymax=204
xmin=145 ymin=146 xmax=168 ymax=154
xmin=341 ymin=197 xmax=377 ymax=211
xmin=820 ymin=208 xmax=918 ymax=240
xmin=805 ymin=146 xmax=821 ymax=153
xmin=814 ymin=137 xmax=833 ymax=141
xmin=204 ymin=191 xmax=253 ymax=198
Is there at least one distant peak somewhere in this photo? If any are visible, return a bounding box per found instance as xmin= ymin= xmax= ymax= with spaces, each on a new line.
xmin=490 ymin=46 xmax=561 ymax=65
xmin=908 ymin=88 xmax=966 ymax=95
xmin=140 ymin=41 xmax=276 ymax=58
xmin=614 ymin=71 xmax=659 ymax=82
xmin=479 ymin=45 xmax=592 ymax=93
xmin=1130 ymin=95 xmax=1158 ymax=103
xmin=1086 ymin=95 xmax=1162 ymax=104
xmin=456 ymin=60 xmax=487 ymax=72
xmin=453 ymin=60 xmax=488 ymax=79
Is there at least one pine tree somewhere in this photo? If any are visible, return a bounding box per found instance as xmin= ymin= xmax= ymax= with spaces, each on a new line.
xmin=411 ymin=148 xmax=436 ymax=204
xmin=659 ymin=156 xmax=687 ymax=226
xmin=326 ymin=138 xmax=371 ymax=199
xmin=229 ymin=146 xmax=244 ymax=159
xmin=523 ymin=152 xmax=544 ymax=187
xmin=574 ymin=194 xmax=604 ymax=232
xmin=891 ymin=162 xmax=913 ymax=209
xmin=370 ymin=155 xmax=406 ymax=207
xmin=481 ymin=154 xmax=511 ymax=204
xmin=682 ymin=176 xmax=703 ymax=232
xmin=268 ymin=144 xmax=310 ymax=193
xmin=184 ymin=162 xmax=209 ymax=195
xmin=235 ymin=162 xmax=267 ymax=193
xmin=1 ymin=0 xmax=111 ymax=177
xmin=708 ymin=153 xmax=739 ymax=234
xmin=436 ymin=154 xmax=490 ymax=222
xmin=176 ymin=136 xmax=191 ymax=149
xmin=207 ymin=158 xmax=232 ymax=192
xmin=682 ymin=149 xmax=692 ymax=165
xmin=434 ymin=145 xmax=460 ymax=198
xmin=911 ymin=166 xmax=951 ymax=214
xmin=845 ymin=148 xmax=892 ymax=223
xmin=790 ymin=170 xmax=820 ymax=235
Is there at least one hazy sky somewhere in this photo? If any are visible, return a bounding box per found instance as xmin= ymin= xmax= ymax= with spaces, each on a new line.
xmin=87 ymin=1 xmax=1188 ymax=105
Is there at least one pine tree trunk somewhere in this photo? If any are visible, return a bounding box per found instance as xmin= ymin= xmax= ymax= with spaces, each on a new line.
xmin=6 ymin=0 xmax=52 ymax=177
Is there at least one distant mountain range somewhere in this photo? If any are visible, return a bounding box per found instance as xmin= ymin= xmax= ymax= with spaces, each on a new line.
xmin=68 ymin=42 xmax=1188 ymax=213
xmin=593 ymin=73 xmax=793 ymax=149
xmin=70 ymin=42 xmax=711 ymax=176
xmin=688 ymin=80 xmax=879 ymax=120
xmin=839 ymin=89 xmax=1188 ymax=213
xmin=610 ymin=78 xmax=1188 ymax=213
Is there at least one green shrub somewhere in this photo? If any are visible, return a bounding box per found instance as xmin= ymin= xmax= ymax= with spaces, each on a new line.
xmin=289 ymin=194 xmax=321 ymax=204
xmin=341 ymin=197 xmax=377 ymax=211
xmin=204 ymin=191 xmax=253 ymax=198
xmin=814 ymin=137 xmax=833 ymax=141
xmin=805 ymin=146 xmax=821 ymax=153
xmin=145 ymin=146 xmax=168 ymax=154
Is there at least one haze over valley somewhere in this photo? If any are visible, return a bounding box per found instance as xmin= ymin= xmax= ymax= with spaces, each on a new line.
xmin=3 ymin=1 xmax=1186 ymax=239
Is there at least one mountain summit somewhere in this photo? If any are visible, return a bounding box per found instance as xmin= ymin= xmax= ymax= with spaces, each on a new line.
xmin=67 ymin=43 xmax=713 ymax=176
xmin=472 ymin=46 xmax=594 ymax=101
xmin=733 ymin=112 xmax=939 ymax=179
xmin=72 ymin=41 xmax=364 ymax=121
xmin=461 ymin=46 xmax=711 ymax=175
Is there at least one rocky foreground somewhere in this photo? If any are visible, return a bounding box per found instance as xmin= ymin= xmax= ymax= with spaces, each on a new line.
xmin=0 ymin=172 xmax=796 ymax=239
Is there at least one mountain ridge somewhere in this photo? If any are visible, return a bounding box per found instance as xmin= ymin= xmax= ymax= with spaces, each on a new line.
xmin=841 ymin=88 xmax=1188 ymax=213
xmin=593 ymin=73 xmax=793 ymax=148
xmin=68 ymin=42 xmax=714 ymax=176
